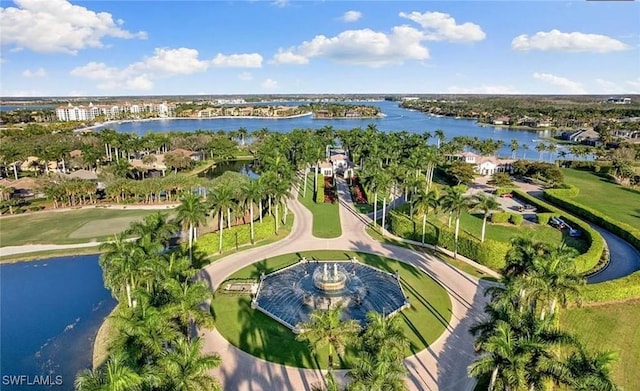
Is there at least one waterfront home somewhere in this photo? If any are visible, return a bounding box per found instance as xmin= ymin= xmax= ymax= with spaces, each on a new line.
xmin=492 ymin=116 xmax=511 ymax=125
xmin=447 ymin=152 xmax=514 ymax=176
xmin=561 ymin=129 xmax=601 ymax=144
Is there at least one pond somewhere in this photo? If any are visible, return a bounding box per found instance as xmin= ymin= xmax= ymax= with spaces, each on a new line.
xmin=198 ymin=159 xmax=258 ymax=180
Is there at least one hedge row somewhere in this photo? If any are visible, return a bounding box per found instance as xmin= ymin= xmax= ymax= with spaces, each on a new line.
xmin=388 ymin=210 xmax=508 ymax=270
xmin=316 ymin=174 xmax=324 ymax=204
xmin=513 ymin=190 xmax=604 ymax=274
xmin=194 ymin=215 xmax=290 ymax=255
xmin=491 ymin=212 xmax=510 ymax=224
xmin=495 ymin=187 xmax=515 ymax=196
xmin=547 ymin=184 xmax=580 ymax=198
xmin=581 ymin=270 xmax=640 ymax=303
xmin=536 ymin=212 xmax=560 ymax=225
xmin=544 ymin=189 xmax=640 ymax=253
xmin=510 ymin=214 xmax=523 ymax=226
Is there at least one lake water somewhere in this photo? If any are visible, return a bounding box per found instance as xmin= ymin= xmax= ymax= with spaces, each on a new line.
xmin=0 ymin=255 xmax=116 ymax=390
xmin=96 ymin=100 xmax=567 ymax=159
xmin=199 ymin=159 xmax=258 ymax=180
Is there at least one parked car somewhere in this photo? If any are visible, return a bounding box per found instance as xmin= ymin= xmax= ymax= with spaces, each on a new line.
xmin=524 ymin=204 xmax=536 ymax=211
xmin=569 ymin=228 xmax=581 ymax=237
xmin=500 ymin=193 xmax=513 ymax=198
xmin=549 ymin=217 xmax=566 ymax=229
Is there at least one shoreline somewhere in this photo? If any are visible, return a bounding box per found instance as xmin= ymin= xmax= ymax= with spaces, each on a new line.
xmin=74 ymin=112 xmax=314 ymax=132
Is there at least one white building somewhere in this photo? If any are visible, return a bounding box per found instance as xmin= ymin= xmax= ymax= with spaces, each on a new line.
xmin=449 ymin=152 xmax=514 ymax=176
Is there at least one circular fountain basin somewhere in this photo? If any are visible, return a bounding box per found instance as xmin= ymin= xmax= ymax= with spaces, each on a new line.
xmin=253 ymin=260 xmax=409 ymax=331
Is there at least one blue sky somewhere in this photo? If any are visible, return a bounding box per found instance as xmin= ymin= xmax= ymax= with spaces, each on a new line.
xmin=1 ymin=0 xmax=638 ymax=96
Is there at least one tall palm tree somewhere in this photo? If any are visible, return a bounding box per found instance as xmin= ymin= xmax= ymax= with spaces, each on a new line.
xmin=565 ymin=346 xmax=620 ymax=391
xmin=164 ymin=279 xmax=214 ymax=335
xmin=296 ymin=305 xmax=361 ymax=369
xmin=126 ymin=212 xmax=177 ymax=248
xmin=100 ymin=234 xmax=145 ymax=308
xmin=209 ymin=184 xmax=234 ymax=254
xmin=74 ymin=353 xmax=143 ymax=391
xmin=243 ymin=180 xmax=263 ymax=244
xmin=529 ymin=245 xmax=584 ymax=320
xmin=361 ymin=312 xmax=409 ymax=361
xmin=412 ymin=188 xmax=439 ymax=245
xmin=176 ymin=193 xmax=208 ymax=261
xmin=159 ymin=337 xmax=222 ymax=391
xmin=434 ymin=129 xmax=446 ymax=149
xmin=471 ymin=193 xmax=500 ymax=243
xmin=376 ymin=170 xmax=393 ymax=237
xmin=347 ymin=351 xmax=408 ymax=391
xmin=440 ymin=186 xmax=470 ymax=259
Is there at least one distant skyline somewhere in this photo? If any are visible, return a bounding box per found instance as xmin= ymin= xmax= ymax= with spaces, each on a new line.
xmin=1 ymin=0 xmax=639 ymax=97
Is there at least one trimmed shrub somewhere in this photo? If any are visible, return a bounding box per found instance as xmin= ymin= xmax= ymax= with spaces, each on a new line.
xmin=544 ymin=188 xmax=640 ymax=253
xmin=581 ymin=270 xmax=640 ymax=303
xmin=548 ymin=184 xmax=579 ymax=198
xmin=509 ymin=213 xmax=523 ymax=226
xmin=491 ymin=212 xmax=511 ymax=224
xmin=495 ymin=187 xmax=515 ymax=197
xmin=514 ymin=190 xmax=604 ymax=274
xmin=536 ymin=213 xmax=559 ymax=225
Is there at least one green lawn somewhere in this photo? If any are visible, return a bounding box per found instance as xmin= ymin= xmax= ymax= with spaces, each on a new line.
xmin=298 ymin=174 xmax=342 ymax=238
xmin=562 ymin=300 xmax=640 ymax=391
xmin=0 ymin=208 xmax=159 ymax=246
xmin=562 ymin=168 xmax=640 ymax=228
xmin=458 ymin=212 xmax=589 ymax=254
xmin=212 ymin=250 xmax=452 ymax=369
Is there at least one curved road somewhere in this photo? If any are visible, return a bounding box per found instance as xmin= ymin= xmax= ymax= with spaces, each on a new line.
xmin=199 ymin=177 xmax=493 ymax=391
xmin=587 ymin=224 xmax=640 ymax=283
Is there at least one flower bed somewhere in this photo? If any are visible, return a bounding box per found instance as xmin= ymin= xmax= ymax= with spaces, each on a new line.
xmin=350 ymin=177 xmax=368 ymax=204
xmin=324 ymin=176 xmax=336 ymax=203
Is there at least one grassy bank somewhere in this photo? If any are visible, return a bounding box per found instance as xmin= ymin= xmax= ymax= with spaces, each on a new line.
xmin=212 ymin=250 xmax=452 ymax=369
xmin=0 ymin=209 xmax=159 ymax=247
xmin=562 ymin=168 xmax=640 ymax=228
xmin=298 ymin=174 xmax=342 ymax=238
xmin=0 ymin=246 xmax=102 ymax=264
xmin=562 ymin=300 xmax=640 ymax=391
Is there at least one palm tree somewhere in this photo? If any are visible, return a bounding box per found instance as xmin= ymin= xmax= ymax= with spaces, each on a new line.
xmin=164 ymin=279 xmax=214 ymax=334
xmin=361 ymin=312 xmax=409 ymax=360
xmin=99 ymin=234 xmax=145 ymax=308
xmin=176 ymin=193 xmax=208 ymax=261
xmin=471 ymin=193 xmax=500 ymax=243
xmin=74 ymin=353 xmax=143 ymax=391
xmin=209 ymin=184 xmax=234 ymax=254
xmin=529 ymin=245 xmax=584 ymax=320
xmin=159 ymin=337 xmax=222 ymax=391
xmin=468 ymin=322 xmax=530 ymax=391
xmin=434 ymin=129 xmax=446 ymax=149
xmin=376 ymin=170 xmax=393 ymax=237
xmin=510 ymin=139 xmax=519 ymax=159
xmin=243 ymin=180 xmax=262 ymax=244
xmin=126 ymin=212 xmax=177 ymax=248
xmin=296 ymin=305 xmax=361 ymax=368
xmin=565 ymin=346 xmax=620 ymax=391
xmin=440 ymin=187 xmax=470 ymax=259
xmin=347 ymin=351 xmax=408 ymax=391
xmin=412 ymin=188 xmax=439 ymax=245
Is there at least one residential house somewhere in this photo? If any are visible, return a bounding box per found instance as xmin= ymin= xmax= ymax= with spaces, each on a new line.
xmin=447 ymin=152 xmax=514 ymax=176
xmin=491 ymin=116 xmax=511 ymax=125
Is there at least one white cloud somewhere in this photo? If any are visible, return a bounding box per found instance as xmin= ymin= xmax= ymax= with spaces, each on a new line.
xmin=22 ymin=67 xmax=46 ymax=77
xmin=211 ymin=53 xmax=263 ymax=68
xmin=626 ymin=78 xmax=640 ymax=92
xmin=448 ymin=85 xmax=519 ymax=94
xmin=512 ymin=30 xmax=629 ymax=53
xmin=261 ymin=78 xmax=278 ymax=90
xmin=238 ymin=72 xmax=253 ymax=81
xmin=271 ymin=49 xmax=309 ymax=65
xmin=1 ymin=88 xmax=47 ymax=97
xmin=70 ymin=48 xmax=261 ymax=91
xmin=272 ymin=0 xmax=288 ymax=8
xmin=342 ymin=11 xmax=362 ymax=23
xmin=399 ymin=11 xmax=485 ymax=42
xmin=0 ymin=0 xmax=147 ymax=55
xmin=533 ymin=72 xmax=585 ymax=94
xmin=271 ymin=25 xmax=429 ymax=67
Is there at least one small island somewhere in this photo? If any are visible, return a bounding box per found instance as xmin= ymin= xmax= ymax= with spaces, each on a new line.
xmin=309 ymin=103 xmax=383 ymax=119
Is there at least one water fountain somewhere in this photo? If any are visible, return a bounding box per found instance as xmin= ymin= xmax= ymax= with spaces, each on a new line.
xmin=252 ymin=257 xmax=409 ymax=332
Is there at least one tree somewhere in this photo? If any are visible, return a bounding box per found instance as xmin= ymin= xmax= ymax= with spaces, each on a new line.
xmin=296 ymin=305 xmax=361 ymax=368
xmin=412 ymin=188 xmax=439 ymax=245
xmin=164 ymin=279 xmax=214 ymax=334
xmin=209 ymin=184 xmax=234 ymax=253
xmin=243 ymin=180 xmax=262 ymax=244
xmin=176 ymin=193 xmax=208 ymax=261
xmin=74 ymin=353 xmax=143 ymax=391
xmin=434 ymin=129 xmax=446 ymax=149
xmin=440 ymin=186 xmax=471 ymax=259
xmin=565 ymin=346 xmax=620 ymax=391
xmin=447 ymin=161 xmax=476 ymax=185
xmin=510 ymin=139 xmax=519 ymax=159
xmin=164 ymin=151 xmax=193 ymax=173
xmin=471 ymin=193 xmax=500 ymax=243
xmin=159 ymin=337 xmax=222 ymax=391
xmin=487 ymin=173 xmax=514 ymax=188
xmin=99 ymin=234 xmax=146 ymax=308
xmin=361 ymin=312 xmax=409 ymax=361
xmin=347 ymin=351 xmax=408 ymax=391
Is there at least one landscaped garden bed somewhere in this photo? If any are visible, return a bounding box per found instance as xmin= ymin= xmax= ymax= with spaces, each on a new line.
xmin=323 ymin=175 xmax=336 ymax=203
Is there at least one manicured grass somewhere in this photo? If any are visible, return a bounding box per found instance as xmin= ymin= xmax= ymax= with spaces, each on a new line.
xmin=562 ymin=168 xmax=640 ymax=228
xmin=195 ymin=214 xmax=294 ymax=260
xmin=562 ymin=300 xmax=640 ymax=391
xmin=366 ymin=224 xmax=498 ymax=282
xmin=0 ymin=208 xmax=159 ymax=246
xmin=0 ymin=247 xmax=101 ymax=264
xmin=458 ymin=212 xmax=589 ymax=254
xmin=298 ymin=175 xmax=342 ymax=238
xmin=212 ymin=250 xmax=452 ymax=369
